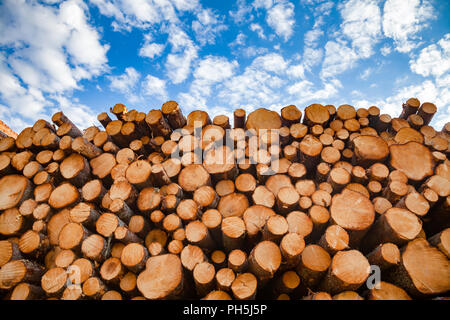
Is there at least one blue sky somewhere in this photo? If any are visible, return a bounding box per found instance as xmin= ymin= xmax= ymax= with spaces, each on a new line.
xmin=0 ymin=0 xmax=449 ymax=133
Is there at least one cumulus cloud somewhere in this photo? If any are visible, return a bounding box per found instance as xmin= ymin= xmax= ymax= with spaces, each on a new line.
xmin=382 ymin=0 xmax=435 ymax=53
xmin=108 ymin=67 xmax=141 ymax=102
xmin=253 ymin=0 xmax=295 ymax=42
xmin=139 ymin=42 xmax=165 ymax=59
xmin=0 ymin=0 xmax=109 ymax=128
xmin=410 ymin=34 xmax=450 ymax=78
xmin=142 ymin=75 xmax=168 ymax=101
xmin=250 ymin=23 xmax=267 ymax=39
xmin=192 ymin=8 xmax=227 ymax=46
xmin=321 ymin=40 xmax=359 ymax=78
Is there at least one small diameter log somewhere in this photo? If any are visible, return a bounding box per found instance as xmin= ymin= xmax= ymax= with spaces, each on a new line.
xmin=276 ymin=186 xmax=299 ymax=214
xmin=228 ymin=249 xmax=248 ymax=273
xmin=96 ymin=212 xmax=125 ymax=238
xmin=60 ymin=154 xmax=90 ymax=187
xmin=146 ymin=109 xmax=172 ymax=137
xmin=249 ymin=240 xmax=281 ymax=282
xmin=0 ymin=174 xmax=32 ymax=210
xmin=81 ymin=234 xmax=107 ymax=262
xmin=296 ymin=245 xmax=331 ymax=288
xmin=366 ymin=242 xmax=400 ymax=271
xmin=299 ymin=134 xmax=323 ymax=171
xmin=41 ymin=267 xmax=68 ymax=297
xmin=272 ymin=271 xmax=301 ymax=297
xmin=233 ymin=109 xmax=246 ymax=129
xmin=252 ymin=185 xmax=275 ymax=208
xmin=222 ymin=216 xmax=246 ymax=251
xmin=82 ymin=277 xmax=107 ymax=299
xmin=100 ymin=257 xmax=125 ymax=286
xmin=383 ymin=181 xmax=408 ymax=205
xmin=193 ymin=262 xmax=216 ymax=297
xmin=367 ymin=281 xmax=411 ymax=300
xmin=279 ymin=233 xmax=305 ymax=270
xmin=262 ymin=215 xmax=288 ymax=243
xmin=319 ymin=250 xmax=370 ymax=295
xmin=427 ymin=228 xmax=450 ymax=258
xmin=318 ymin=225 xmax=349 ymax=255
xmin=10 ymin=283 xmax=45 ymax=300
xmin=363 ymin=208 xmax=422 ymax=252
xmin=72 ymin=137 xmax=102 ymax=159
xmin=0 ymin=260 xmax=44 ymax=290
xmin=399 ymin=98 xmax=420 ymax=119
xmin=110 ymin=103 xmax=128 ymax=121
xmin=137 ymin=254 xmax=184 ymax=299
xmin=121 ymin=243 xmax=148 ymax=273
xmin=97 ymin=112 xmax=112 ymax=128
xmin=59 ymin=222 xmax=90 ymax=251
xmin=330 ymin=189 xmax=375 ymax=247
xmin=48 ymin=182 xmax=79 ymax=209
xmin=0 ymin=208 xmax=26 ymax=236
xmin=0 ymin=240 xmax=22 ymax=267
xmin=81 ymin=179 xmax=106 ymax=204
xmin=193 ymin=186 xmax=219 ymax=209
xmin=387 ymin=238 xmax=450 ymax=297
xmin=115 ymin=226 xmax=142 ymax=245
xmin=186 ymin=220 xmax=215 ymax=251
xmin=18 ymin=230 xmax=49 ymax=259
xmin=216 ymin=267 xmax=235 ymax=292
xmin=417 ymin=102 xmax=437 ymax=125
xmin=211 ymin=250 xmax=227 ymax=269
xmin=395 ymin=191 xmax=430 ymax=217
xmin=231 ymin=273 xmax=258 ymax=300
xmin=327 ymin=168 xmax=351 ymax=193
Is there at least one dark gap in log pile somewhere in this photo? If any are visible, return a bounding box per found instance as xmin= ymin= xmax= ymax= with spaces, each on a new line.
xmin=0 ymin=101 xmax=449 ymax=300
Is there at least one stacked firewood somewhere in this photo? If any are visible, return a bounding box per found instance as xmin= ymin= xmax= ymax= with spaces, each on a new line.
xmin=0 ymin=99 xmax=449 ymax=300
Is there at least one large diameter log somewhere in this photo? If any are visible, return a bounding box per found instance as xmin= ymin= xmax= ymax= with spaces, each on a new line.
xmin=245 ymin=108 xmax=282 ymax=131
xmin=363 ymin=208 xmax=422 ymax=251
xmin=137 ymin=254 xmax=184 ymax=299
xmin=330 ymin=189 xmax=375 ymax=247
xmin=0 ymin=175 xmax=32 ymax=210
xmin=387 ymin=238 xmax=450 ymax=297
xmin=390 ymin=142 xmax=434 ymax=182
xmin=303 ymin=104 xmax=330 ymax=126
xmin=319 ymin=250 xmax=370 ymax=295
xmin=352 ymin=135 xmax=389 ymax=167
xmin=178 ymin=164 xmax=211 ymax=192
xmin=296 ymin=244 xmax=330 ymax=288
xmin=60 ymin=154 xmax=91 ymax=187
xmin=248 ymin=240 xmax=281 ymax=282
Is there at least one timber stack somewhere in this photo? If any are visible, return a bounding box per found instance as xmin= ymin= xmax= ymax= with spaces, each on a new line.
xmin=0 ymin=98 xmax=449 ymax=300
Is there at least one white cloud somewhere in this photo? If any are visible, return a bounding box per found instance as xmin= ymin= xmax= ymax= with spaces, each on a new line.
xmin=0 ymin=0 xmax=108 ymax=128
xmin=108 ymin=67 xmax=140 ymax=102
xmin=180 ymin=56 xmax=238 ymax=110
xmin=382 ymin=0 xmax=435 ymax=53
xmin=380 ymin=44 xmax=392 ymax=56
xmin=287 ymin=64 xmax=305 ymax=78
xmin=304 ymin=28 xmax=324 ymax=48
xmin=338 ymin=0 xmax=381 ymax=58
xmin=287 ymin=79 xmax=342 ymax=104
xmin=230 ymin=0 xmax=254 ymax=24
xmin=192 ymin=8 xmax=227 ymax=46
xmin=165 ymin=25 xmax=199 ymax=84
xmin=250 ymin=23 xmax=266 ymax=39
xmin=360 ymin=67 xmax=372 ymax=80
xmin=142 ymin=75 xmax=168 ymax=101
xmin=321 ymin=40 xmax=358 ymax=78
xmin=410 ymin=34 xmax=450 ymax=78
xmin=251 ymin=53 xmax=288 ymax=74
xmin=266 ymin=1 xmax=295 ymax=41
xmin=139 ymin=42 xmax=165 ymax=59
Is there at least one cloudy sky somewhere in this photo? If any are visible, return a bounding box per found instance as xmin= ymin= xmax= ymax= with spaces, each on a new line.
xmin=0 ymin=0 xmax=449 ymax=133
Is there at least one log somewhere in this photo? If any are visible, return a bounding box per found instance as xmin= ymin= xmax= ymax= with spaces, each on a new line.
xmin=296 ymin=245 xmax=331 ymax=288
xmin=366 ymin=242 xmax=400 ymax=271
xmin=231 ymin=272 xmax=258 ymax=300
xmin=386 ymin=238 xmax=450 ymax=297
xmin=390 ymin=142 xmax=434 ymax=182
xmin=319 ymin=250 xmax=370 ymax=295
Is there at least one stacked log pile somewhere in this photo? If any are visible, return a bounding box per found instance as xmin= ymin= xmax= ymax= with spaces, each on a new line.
xmin=0 ymin=99 xmax=449 ymax=300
